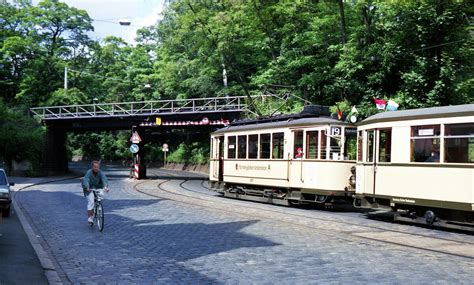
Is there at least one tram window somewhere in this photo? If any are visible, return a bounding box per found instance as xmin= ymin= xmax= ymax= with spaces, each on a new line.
xmin=272 ymin=132 xmax=284 ymax=159
xmin=238 ymin=135 xmax=247 ymax=159
xmin=228 ymin=136 xmax=236 ymax=159
xmin=330 ymin=137 xmax=341 ymax=160
xmin=411 ymin=125 xmax=440 ymax=162
xmin=293 ymin=131 xmax=303 ymax=158
xmin=320 ymin=131 xmax=328 ymax=159
xmin=344 ymin=128 xmax=357 ymax=160
xmin=378 ymin=129 xmax=392 ymax=162
xmin=260 ymin=133 xmax=271 ymax=159
xmin=444 ymin=123 xmax=474 ymax=163
xmin=367 ymin=130 xmax=375 ymax=162
xmin=248 ymin=134 xmax=258 ymax=159
xmin=306 ymin=131 xmax=319 ymax=159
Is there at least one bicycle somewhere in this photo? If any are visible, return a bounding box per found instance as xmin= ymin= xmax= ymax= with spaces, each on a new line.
xmin=89 ymin=189 xmax=106 ymax=232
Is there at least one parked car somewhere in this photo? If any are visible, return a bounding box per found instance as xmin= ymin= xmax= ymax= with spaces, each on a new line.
xmin=0 ymin=169 xmax=14 ymax=217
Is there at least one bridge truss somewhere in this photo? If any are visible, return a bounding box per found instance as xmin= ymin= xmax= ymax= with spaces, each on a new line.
xmin=30 ymin=95 xmax=287 ymax=120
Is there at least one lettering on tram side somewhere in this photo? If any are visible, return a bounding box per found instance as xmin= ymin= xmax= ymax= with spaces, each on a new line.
xmin=236 ymin=164 xmax=271 ymax=171
xmin=392 ymin=198 xmax=416 ymax=204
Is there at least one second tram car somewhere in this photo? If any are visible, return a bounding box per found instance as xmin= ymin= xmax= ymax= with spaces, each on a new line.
xmin=355 ymin=104 xmax=474 ymax=230
xmin=209 ymin=106 xmax=357 ymax=206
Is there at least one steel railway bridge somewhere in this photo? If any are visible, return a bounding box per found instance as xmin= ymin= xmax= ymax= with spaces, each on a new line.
xmin=30 ymin=95 xmax=284 ymax=176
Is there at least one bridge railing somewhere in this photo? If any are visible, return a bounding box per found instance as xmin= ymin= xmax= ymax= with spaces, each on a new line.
xmin=30 ymin=96 xmax=272 ymax=120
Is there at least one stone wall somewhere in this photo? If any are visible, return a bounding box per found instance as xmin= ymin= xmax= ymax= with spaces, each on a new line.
xmin=162 ymin=163 xmax=209 ymax=175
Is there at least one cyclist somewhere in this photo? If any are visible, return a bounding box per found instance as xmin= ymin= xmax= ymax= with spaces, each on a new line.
xmin=82 ymin=161 xmax=109 ymax=224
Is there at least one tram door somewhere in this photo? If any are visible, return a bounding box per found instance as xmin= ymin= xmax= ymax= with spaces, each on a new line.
xmin=366 ymin=129 xmax=377 ymax=199
xmin=289 ymin=130 xmax=305 ymax=185
xmin=364 ymin=129 xmax=392 ymax=199
xmin=211 ymin=136 xmax=225 ymax=182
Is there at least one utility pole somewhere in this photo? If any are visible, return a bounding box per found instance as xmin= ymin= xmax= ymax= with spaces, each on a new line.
xmin=64 ymin=66 xmax=68 ymax=90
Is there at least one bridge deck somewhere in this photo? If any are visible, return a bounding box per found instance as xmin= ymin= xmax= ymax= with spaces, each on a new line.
xmin=30 ymin=95 xmax=278 ymax=120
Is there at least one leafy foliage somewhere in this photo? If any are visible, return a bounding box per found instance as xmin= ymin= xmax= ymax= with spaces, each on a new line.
xmin=0 ymin=100 xmax=45 ymax=174
xmin=0 ymin=0 xmax=472 ymax=169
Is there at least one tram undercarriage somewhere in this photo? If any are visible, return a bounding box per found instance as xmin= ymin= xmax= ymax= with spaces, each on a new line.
xmin=210 ymin=182 xmax=354 ymax=208
xmin=355 ymin=196 xmax=474 ymax=232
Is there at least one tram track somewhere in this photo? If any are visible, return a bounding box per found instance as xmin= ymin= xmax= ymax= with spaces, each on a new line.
xmin=147 ymin=169 xmax=474 ymax=241
xmin=131 ymin=171 xmax=474 ymax=260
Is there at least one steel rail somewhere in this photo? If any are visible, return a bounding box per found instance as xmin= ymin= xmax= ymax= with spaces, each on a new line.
xmin=131 ymin=172 xmax=474 ymax=260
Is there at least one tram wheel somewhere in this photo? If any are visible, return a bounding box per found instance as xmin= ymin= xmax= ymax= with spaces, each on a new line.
xmin=316 ymin=195 xmax=328 ymax=203
xmin=424 ymin=210 xmax=436 ymax=225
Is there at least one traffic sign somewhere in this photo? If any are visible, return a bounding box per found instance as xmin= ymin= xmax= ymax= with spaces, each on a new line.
xmin=162 ymin=143 xmax=169 ymax=152
xmin=130 ymin=131 xmax=142 ymax=143
xmin=130 ymin=144 xmax=139 ymax=153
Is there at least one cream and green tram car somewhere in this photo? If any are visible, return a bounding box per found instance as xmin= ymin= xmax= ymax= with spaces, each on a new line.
xmin=355 ymin=104 xmax=474 ymax=230
xmin=209 ymin=110 xmax=357 ymax=206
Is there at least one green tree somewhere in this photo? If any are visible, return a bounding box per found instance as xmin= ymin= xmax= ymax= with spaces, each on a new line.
xmin=0 ymin=100 xmax=45 ymax=174
xmin=1 ymin=0 xmax=93 ymax=107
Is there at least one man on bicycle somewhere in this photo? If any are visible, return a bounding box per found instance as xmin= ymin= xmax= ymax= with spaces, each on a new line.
xmin=82 ymin=161 xmax=109 ymax=224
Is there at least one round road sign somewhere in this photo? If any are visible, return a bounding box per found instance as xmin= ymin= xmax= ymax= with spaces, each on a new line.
xmin=130 ymin=144 xmax=139 ymax=153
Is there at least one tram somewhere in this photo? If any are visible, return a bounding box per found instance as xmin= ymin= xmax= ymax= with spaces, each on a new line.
xmin=209 ymin=106 xmax=357 ymax=206
xmin=355 ymin=104 xmax=474 ymax=231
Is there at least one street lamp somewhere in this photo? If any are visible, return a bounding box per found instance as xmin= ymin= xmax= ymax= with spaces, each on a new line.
xmin=93 ymin=18 xmax=133 ymax=26
xmin=119 ymin=19 xmax=131 ymax=26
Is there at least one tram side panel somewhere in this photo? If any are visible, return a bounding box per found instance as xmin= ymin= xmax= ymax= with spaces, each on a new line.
xmin=289 ymin=160 xmax=354 ymax=194
xmin=223 ymin=160 xmax=291 ymax=189
xmin=357 ymin=164 xmax=473 ymax=211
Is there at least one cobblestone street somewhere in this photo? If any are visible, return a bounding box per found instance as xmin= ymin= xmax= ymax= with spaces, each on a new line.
xmin=14 ymin=166 xmax=474 ymax=284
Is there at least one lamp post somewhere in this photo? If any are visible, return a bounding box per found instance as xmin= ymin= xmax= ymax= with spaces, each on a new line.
xmin=64 ymin=66 xmax=68 ymax=90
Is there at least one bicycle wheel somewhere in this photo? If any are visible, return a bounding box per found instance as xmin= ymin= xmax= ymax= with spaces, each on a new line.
xmin=96 ymin=202 xmax=105 ymax=232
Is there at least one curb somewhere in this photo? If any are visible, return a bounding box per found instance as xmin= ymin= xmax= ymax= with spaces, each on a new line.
xmin=12 ymin=175 xmax=82 ymax=285
xmin=12 ymin=198 xmax=63 ymax=284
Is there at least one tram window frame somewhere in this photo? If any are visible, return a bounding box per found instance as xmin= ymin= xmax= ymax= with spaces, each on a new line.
xmin=378 ymin=129 xmax=392 ymax=163
xmin=320 ymin=130 xmax=328 ymax=159
xmin=306 ymin=131 xmax=319 ymax=159
xmin=237 ymin=135 xmax=247 ymax=159
xmin=227 ymin=136 xmax=236 ymax=159
xmin=410 ymin=125 xmax=441 ymax=163
xmin=344 ymin=128 xmax=357 ymax=161
xmin=293 ymin=130 xmax=304 ymax=158
xmin=272 ymin=132 xmax=284 ymax=159
xmin=357 ymin=131 xmax=363 ymax=162
xmin=444 ymin=123 xmax=474 ymax=163
xmin=366 ymin=130 xmax=375 ymax=162
xmin=259 ymin=133 xmax=271 ymax=159
xmin=248 ymin=134 xmax=258 ymax=159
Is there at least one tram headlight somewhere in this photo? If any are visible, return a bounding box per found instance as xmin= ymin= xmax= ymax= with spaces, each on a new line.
xmin=349 ymin=175 xmax=356 ymax=187
xmin=350 ymin=166 xmax=356 ymax=174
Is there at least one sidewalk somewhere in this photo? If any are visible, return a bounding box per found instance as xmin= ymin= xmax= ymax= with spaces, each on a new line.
xmin=0 ymin=176 xmax=75 ymax=285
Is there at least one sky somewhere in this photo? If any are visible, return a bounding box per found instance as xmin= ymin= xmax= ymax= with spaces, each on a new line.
xmin=33 ymin=0 xmax=167 ymax=44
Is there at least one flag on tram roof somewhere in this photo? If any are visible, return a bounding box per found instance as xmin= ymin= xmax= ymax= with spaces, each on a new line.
xmin=374 ymin=98 xmax=386 ymax=110
xmin=386 ymin=99 xmax=399 ymax=111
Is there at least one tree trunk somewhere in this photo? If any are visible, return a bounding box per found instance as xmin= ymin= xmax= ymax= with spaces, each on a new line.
xmin=338 ymin=0 xmax=347 ymax=44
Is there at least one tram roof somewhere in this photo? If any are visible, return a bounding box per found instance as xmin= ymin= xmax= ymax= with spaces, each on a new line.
xmin=214 ymin=116 xmax=351 ymax=134
xmin=360 ymin=104 xmax=474 ymax=125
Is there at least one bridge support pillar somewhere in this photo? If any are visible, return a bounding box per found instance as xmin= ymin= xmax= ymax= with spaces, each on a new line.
xmin=44 ymin=127 xmax=68 ymax=175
